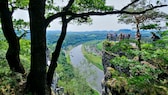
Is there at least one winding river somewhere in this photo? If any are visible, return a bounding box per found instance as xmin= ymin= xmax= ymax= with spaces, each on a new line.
xmin=70 ymin=44 xmax=104 ymax=94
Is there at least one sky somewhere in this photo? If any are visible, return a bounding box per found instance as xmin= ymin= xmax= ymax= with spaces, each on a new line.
xmin=13 ymin=0 xmax=168 ymax=32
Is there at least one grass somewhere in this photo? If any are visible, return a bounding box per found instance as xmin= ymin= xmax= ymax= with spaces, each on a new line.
xmin=96 ymin=40 xmax=104 ymax=51
xmin=82 ymin=44 xmax=103 ymax=70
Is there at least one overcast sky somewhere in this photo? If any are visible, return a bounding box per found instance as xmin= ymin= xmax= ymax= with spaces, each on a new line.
xmin=13 ymin=0 xmax=168 ymax=32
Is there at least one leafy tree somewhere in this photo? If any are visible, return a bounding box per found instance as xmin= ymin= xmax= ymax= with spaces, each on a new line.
xmin=0 ymin=0 xmax=167 ymax=94
xmin=118 ymin=0 xmax=167 ymax=61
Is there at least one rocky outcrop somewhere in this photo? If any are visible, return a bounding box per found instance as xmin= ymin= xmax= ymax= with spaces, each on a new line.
xmin=101 ymin=50 xmax=130 ymax=95
xmin=102 ymin=51 xmax=116 ymax=74
xmin=102 ymin=50 xmax=130 ymax=75
xmin=101 ymin=44 xmax=168 ymax=95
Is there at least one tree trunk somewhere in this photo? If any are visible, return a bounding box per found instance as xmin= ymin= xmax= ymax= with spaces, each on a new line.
xmin=136 ymin=23 xmax=142 ymax=62
xmin=47 ymin=15 xmax=68 ymax=87
xmin=0 ymin=1 xmax=25 ymax=74
xmin=26 ymin=0 xmax=47 ymax=94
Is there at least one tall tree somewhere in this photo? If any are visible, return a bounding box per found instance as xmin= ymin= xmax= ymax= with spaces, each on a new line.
xmin=26 ymin=0 xmax=47 ymax=94
xmin=0 ymin=0 xmax=25 ymax=73
xmin=118 ymin=0 xmax=167 ymax=61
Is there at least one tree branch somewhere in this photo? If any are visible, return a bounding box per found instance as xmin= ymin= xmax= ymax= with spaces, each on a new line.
xmin=120 ymin=0 xmax=139 ymax=11
xmin=45 ymin=0 xmax=74 ymax=27
xmin=18 ymin=30 xmax=29 ymax=40
xmin=47 ymin=15 xmax=68 ymax=87
xmin=9 ymin=2 xmax=17 ymax=15
xmin=68 ymin=4 xmax=167 ymax=21
xmin=63 ymin=0 xmax=74 ymax=11
xmin=46 ymin=4 xmax=167 ymax=28
xmin=45 ymin=12 xmax=62 ymax=28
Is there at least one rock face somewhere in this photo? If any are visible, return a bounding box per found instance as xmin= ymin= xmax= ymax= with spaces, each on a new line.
xmin=101 ymin=51 xmax=129 ymax=95
xmin=102 ymin=51 xmax=130 ymax=75
xmin=102 ymin=51 xmax=116 ymax=74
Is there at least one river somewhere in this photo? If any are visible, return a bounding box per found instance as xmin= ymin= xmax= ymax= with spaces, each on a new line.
xmin=70 ymin=44 xmax=104 ymax=94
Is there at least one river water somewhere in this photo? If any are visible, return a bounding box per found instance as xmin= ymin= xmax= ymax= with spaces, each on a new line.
xmin=70 ymin=44 xmax=104 ymax=94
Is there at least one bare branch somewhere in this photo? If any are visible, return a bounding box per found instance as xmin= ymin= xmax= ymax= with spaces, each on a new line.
xmin=45 ymin=0 xmax=75 ymax=27
xmin=63 ymin=0 xmax=74 ymax=11
xmin=18 ymin=30 xmax=29 ymax=40
xmin=68 ymin=4 xmax=167 ymax=21
xmin=120 ymin=0 xmax=139 ymax=11
xmin=45 ymin=12 xmax=62 ymax=28
xmin=46 ymin=4 xmax=168 ymax=28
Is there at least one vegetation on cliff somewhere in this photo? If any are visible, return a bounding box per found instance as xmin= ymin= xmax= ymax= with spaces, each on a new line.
xmin=103 ymin=30 xmax=168 ymax=95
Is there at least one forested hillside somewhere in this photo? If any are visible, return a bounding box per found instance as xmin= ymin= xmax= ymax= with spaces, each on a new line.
xmin=46 ymin=29 xmax=154 ymax=48
xmin=0 ymin=31 xmax=100 ymax=95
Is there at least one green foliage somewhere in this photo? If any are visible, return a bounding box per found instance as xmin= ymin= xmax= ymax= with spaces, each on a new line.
xmin=0 ymin=33 xmax=30 ymax=94
xmin=111 ymin=56 xmax=139 ymax=68
xmin=118 ymin=0 xmax=168 ymax=30
xmin=160 ymin=30 xmax=168 ymax=37
xmin=104 ymin=32 xmax=168 ymax=94
xmin=140 ymin=24 xmax=159 ymax=29
xmin=8 ymin=0 xmax=29 ymax=11
xmin=72 ymin=0 xmax=113 ymax=12
xmin=44 ymin=0 xmax=113 ymax=25
xmin=13 ymin=19 xmax=29 ymax=31
xmin=68 ymin=0 xmax=113 ymax=24
xmin=103 ymin=40 xmax=116 ymax=51
xmin=104 ymin=40 xmax=132 ymax=52
xmin=82 ymin=42 xmax=103 ymax=70
xmin=15 ymin=0 xmax=29 ymax=8
xmin=118 ymin=14 xmax=135 ymax=24
xmin=45 ymin=0 xmax=61 ymax=18
xmin=141 ymin=43 xmax=154 ymax=49
xmin=20 ymin=39 xmax=31 ymax=70
xmin=96 ymin=40 xmax=103 ymax=51
xmin=0 ymin=30 xmax=5 ymax=40
xmin=56 ymin=51 xmax=99 ymax=95
xmin=166 ymin=22 xmax=168 ymax=26
xmin=104 ymin=40 xmax=137 ymax=58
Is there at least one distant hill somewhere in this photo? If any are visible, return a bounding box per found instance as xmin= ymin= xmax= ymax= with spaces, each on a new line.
xmin=23 ymin=29 xmax=157 ymax=48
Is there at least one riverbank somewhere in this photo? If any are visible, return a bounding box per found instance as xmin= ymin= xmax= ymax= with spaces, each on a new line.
xmin=69 ymin=44 xmax=104 ymax=94
xmin=81 ymin=43 xmax=103 ymax=70
xmin=66 ymin=41 xmax=103 ymax=71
